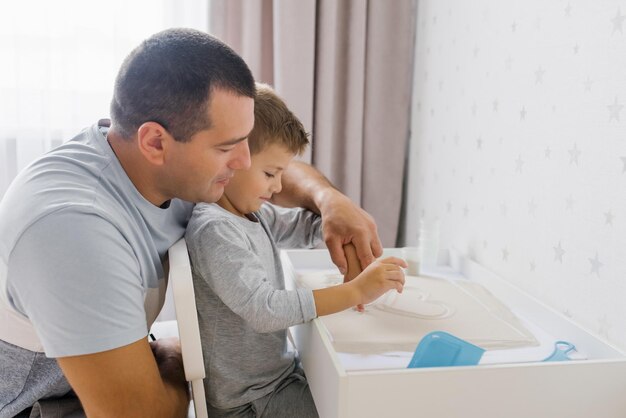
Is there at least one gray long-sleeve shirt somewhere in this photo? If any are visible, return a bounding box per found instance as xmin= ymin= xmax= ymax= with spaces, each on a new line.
xmin=185 ymin=202 xmax=322 ymax=409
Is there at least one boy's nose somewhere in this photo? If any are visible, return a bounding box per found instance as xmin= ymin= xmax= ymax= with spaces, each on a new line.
xmin=271 ymin=180 xmax=282 ymax=194
xmin=229 ymin=140 xmax=251 ymax=170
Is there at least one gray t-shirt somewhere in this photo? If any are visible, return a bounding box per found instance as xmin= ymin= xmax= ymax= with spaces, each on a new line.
xmin=0 ymin=121 xmax=193 ymax=417
xmin=185 ymin=202 xmax=322 ymax=409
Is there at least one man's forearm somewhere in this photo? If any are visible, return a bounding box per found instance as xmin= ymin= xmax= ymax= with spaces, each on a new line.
xmin=157 ymin=355 xmax=190 ymax=418
xmin=273 ymin=160 xmax=383 ymax=272
xmin=58 ymin=338 xmax=190 ymax=418
xmin=271 ymin=161 xmax=335 ymax=213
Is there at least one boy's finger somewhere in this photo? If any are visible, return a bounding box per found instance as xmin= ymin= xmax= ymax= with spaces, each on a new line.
xmin=386 ymin=270 xmax=406 ymax=284
xmin=380 ymin=256 xmax=408 ymax=268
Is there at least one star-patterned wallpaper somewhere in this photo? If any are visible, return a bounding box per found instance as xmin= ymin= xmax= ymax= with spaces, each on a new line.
xmin=403 ymin=0 xmax=626 ymax=350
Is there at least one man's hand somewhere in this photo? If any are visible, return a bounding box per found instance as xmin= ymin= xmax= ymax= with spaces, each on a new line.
xmin=273 ymin=161 xmax=383 ymax=273
xmin=319 ymin=189 xmax=383 ymax=274
xmin=150 ymin=337 xmax=187 ymax=389
xmin=57 ymin=337 xmax=189 ymax=418
xmin=343 ymin=243 xmax=364 ymax=312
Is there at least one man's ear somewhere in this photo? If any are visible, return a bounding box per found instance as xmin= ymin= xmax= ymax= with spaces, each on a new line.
xmin=136 ymin=122 xmax=169 ymax=166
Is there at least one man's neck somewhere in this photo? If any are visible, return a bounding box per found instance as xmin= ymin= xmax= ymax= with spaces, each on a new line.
xmin=106 ymin=131 xmax=168 ymax=207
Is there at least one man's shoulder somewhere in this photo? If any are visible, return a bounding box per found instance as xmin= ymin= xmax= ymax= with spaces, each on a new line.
xmin=2 ymin=123 xmax=113 ymax=207
xmin=0 ymin=124 xmax=110 ymax=250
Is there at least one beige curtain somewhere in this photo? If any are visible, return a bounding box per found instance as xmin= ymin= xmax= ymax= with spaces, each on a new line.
xmin=209 ymin=0 xmax=416 ymax=246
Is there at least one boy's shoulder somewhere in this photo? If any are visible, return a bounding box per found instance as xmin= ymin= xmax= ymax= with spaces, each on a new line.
xmin=188 ymin=203 xmax=239 ymax=231
xmin=186 ymin=203 xmax=253 ymax=246
xmin=191 ymin=202 xmax=229 ymax=218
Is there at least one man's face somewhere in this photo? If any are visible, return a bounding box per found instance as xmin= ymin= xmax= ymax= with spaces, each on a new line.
xmin=166 ymin=89 xmax=254 ymax=203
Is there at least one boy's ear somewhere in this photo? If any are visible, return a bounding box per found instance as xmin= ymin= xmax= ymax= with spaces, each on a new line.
xmin=136 ymin=122 xmax=168 ymax=166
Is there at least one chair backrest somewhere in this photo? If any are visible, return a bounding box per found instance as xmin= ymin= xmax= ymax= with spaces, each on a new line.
xmin=169 ymin=237 xmax=209 ymax=418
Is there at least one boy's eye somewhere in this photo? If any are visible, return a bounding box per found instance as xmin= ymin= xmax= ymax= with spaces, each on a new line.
xmin=264 ymin=172 xmax=275 ymax=178
xmin=218 ymin=146 xmax=236 ymax=153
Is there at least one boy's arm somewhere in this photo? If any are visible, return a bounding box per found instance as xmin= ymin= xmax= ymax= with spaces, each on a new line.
xmin=313 ymin=256 xmax=407 ymax=317
xmin=257 ymin=204 xmax=322 ymax=248
xmin=186 ymin=220 xmax=318 ymax=333
xmin=271 ymin=161 xmax=382 ymax=274
xmin=57 ymin=337 xmax=189 ymax=418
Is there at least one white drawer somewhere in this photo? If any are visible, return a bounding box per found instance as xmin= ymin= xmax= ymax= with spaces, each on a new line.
xmin=281 ymin=248 xmax=626 ymax=418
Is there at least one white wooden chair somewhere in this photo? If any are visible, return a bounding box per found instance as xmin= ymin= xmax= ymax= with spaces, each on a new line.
xmin=169 ymin=237 xmax=209 ymax=418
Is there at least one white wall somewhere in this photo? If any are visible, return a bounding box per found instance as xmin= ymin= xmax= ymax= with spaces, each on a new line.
xmin=404 ymin=0 xmax=626 ymax=350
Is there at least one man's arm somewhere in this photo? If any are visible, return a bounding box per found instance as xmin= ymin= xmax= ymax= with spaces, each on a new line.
xmin=9 ymin=213 xmax=190 ymax=418
xmin=57 ymin=337 xmax=189 ymax=418
xmin=272 ymin=161 xmax=383 ymax=273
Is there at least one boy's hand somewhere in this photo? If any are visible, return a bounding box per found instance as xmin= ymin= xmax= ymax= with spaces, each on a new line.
xmin=351 ymin=257 xmax=407 ymax=306
xmin=272 ymin=161 xmax=382 ymax=272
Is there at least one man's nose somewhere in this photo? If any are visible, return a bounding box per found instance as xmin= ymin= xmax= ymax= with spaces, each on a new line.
xmin=229 ymin=140 xmax=251 ymax=170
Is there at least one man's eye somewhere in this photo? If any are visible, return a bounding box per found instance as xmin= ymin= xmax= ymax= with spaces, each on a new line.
xmin=264 ymin=172 xmax=275 ymax=178
xmin=218 ymin=147 xmax=236 ymax=153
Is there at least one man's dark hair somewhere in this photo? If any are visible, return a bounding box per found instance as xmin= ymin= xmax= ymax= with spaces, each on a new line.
xmin=110 ymin=28 xmax=255 ymax=142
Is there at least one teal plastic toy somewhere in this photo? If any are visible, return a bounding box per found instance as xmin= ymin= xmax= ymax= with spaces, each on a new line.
xmin=542 ymin=341 xmax=576 ymax=362
xmin=407 ymin=331 xmax=485 ymax=368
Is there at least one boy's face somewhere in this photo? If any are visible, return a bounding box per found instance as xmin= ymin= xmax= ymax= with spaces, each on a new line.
xmin=220 ymin=143 xmax=295 ymax=216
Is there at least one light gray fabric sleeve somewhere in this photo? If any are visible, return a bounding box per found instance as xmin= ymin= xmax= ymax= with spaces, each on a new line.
xmin=257 ymin=204 xmax=323 ymax=249
xmin=186 ymin=220 xmax=316 ymax=333
xmin=8 ymin=210 xmax=147 ymax=358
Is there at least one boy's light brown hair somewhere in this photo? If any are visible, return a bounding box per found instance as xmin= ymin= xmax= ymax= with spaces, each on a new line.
xmin=248 ymin=83 xmax=309 ymax=156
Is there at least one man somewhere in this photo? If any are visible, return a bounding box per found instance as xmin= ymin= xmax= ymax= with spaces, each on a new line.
xmin=0 ymin=28 xmax=382 ymax=417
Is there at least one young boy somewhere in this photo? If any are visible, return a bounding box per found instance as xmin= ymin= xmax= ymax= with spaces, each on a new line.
xmin=185 ymin=83 xmax=406 ymax=417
